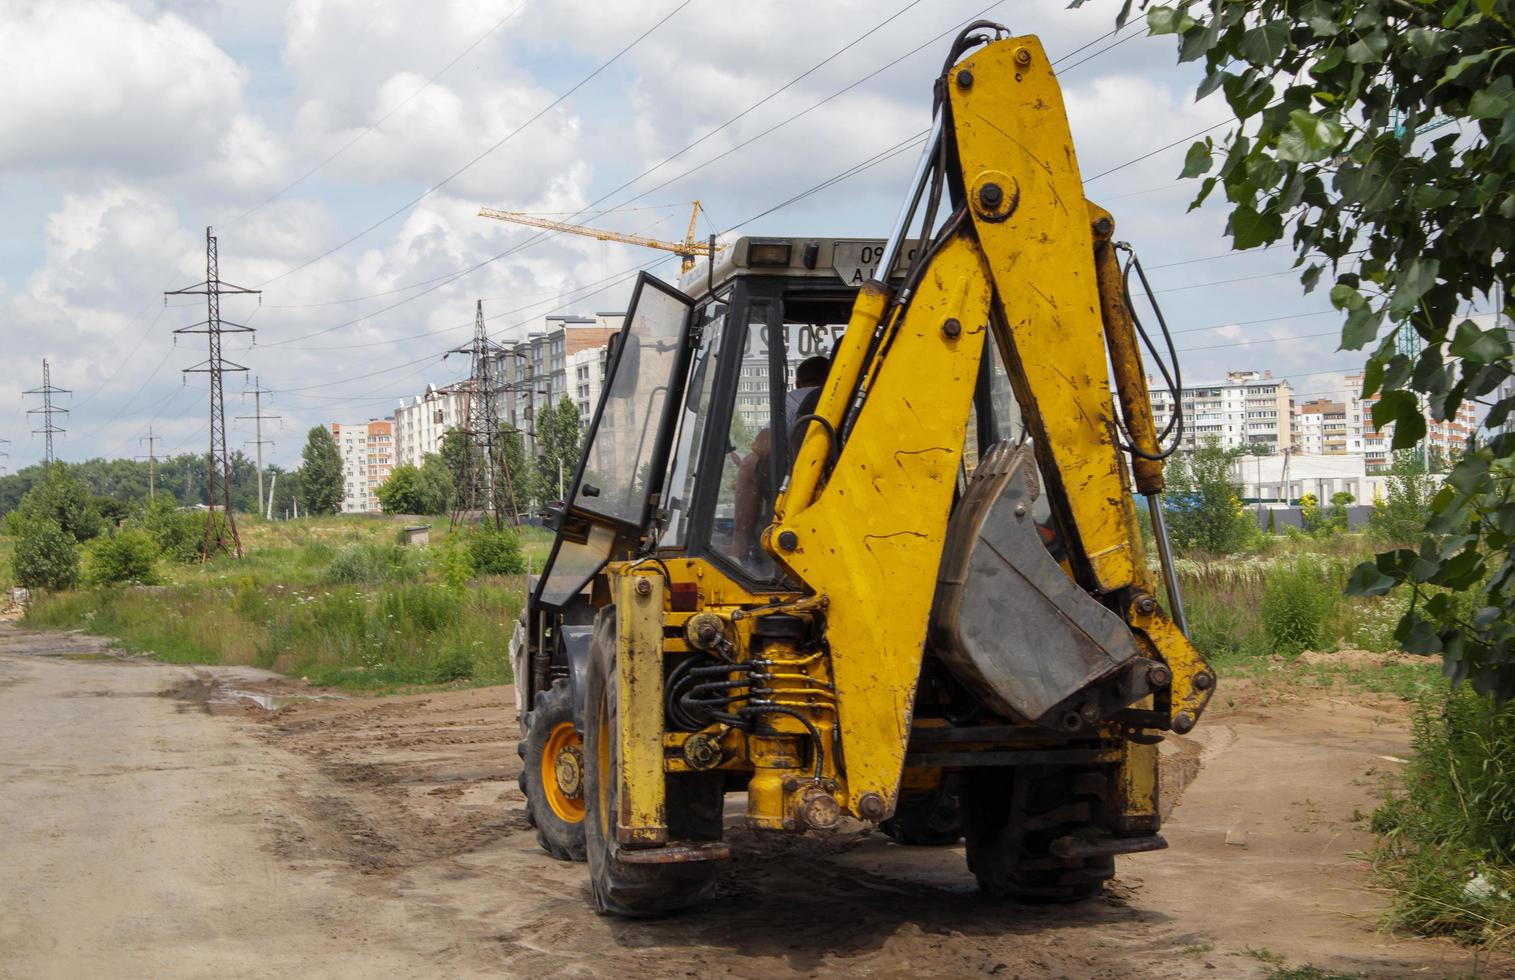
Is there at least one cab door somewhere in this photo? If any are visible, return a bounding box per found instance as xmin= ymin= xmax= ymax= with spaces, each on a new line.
xmin=532 ymin=273 xmax=697 ymax=610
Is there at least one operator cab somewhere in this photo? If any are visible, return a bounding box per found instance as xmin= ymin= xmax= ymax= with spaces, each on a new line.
xmin=531 ymin=235 xmax=1025 ymax=613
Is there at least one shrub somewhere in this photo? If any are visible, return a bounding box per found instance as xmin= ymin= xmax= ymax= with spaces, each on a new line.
xmin=85 ymin=530 xmax=162 ymax=586
xmin=12 ymin=518 xmax=81 ymax=591
xmin=1186 ymin=591 xmax=1266 ymax=662
xmin=324 ymin=542 xmax=414 ymax=585
xmin=435 ymin=531 xmax=474 ymax=592
xmin=1373 ymin=688 xmax=1515 ymax=945
xmin=431 ymin=647 xmax=475 ymax=683
xmin=1260 ymin=558 xmax=1337 ymax=656
xmin=136 ymin=494 xmax=203 ymax=563
xmin=467 ymin=524 xmax=525 ymax=575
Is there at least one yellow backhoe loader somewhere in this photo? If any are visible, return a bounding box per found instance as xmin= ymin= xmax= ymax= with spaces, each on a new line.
xmin=509 ymin=21 xmax=1215 ymax=916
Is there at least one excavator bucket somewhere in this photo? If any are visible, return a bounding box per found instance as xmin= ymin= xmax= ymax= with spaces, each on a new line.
xmin=930 ymin=442 xmax=1162 ymax=731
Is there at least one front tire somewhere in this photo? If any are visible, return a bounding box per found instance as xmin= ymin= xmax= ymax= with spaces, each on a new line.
xmin=583 ymin=609 xmax=719 ymax=917
xmin=519 ymin=679 xmax=587 ymax=862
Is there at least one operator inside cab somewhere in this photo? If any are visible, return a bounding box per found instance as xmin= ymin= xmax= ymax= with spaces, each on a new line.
xmin=726 ymin=352 xmax=832 ymax=569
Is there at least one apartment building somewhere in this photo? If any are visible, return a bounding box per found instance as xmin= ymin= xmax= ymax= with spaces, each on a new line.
xmin=330 ymin=419 xmax=394 ymax=513
xmin=1149 ymin=370 xmax=1294 ymax=453
xmin=1346 ymin=371 xmax=1477 ymax=471
xmin=1294 ymin=397 xmax=1362 ymax=455
xmin=393 ymin=383 xmax=470 ymax=469
xmin=497 ymin=312 xmax=622 ymax=453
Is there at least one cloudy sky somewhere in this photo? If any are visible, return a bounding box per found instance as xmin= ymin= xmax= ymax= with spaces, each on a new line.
xmin=0 ymin=0 xmax=1382 ymax=472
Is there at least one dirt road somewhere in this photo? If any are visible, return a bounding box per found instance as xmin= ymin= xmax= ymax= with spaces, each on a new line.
xmin=0 ymin=625 xmax=1504 ymax=979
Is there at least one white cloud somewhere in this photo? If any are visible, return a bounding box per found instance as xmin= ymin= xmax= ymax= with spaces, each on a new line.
xmin=0 ymin=0 xmax=247 ymax=174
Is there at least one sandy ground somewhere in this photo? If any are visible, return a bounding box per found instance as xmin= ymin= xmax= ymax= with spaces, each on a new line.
xmin=0 ymin=624 xmax=1508 ymax=979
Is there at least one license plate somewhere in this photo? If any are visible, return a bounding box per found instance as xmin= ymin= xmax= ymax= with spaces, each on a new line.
xmin=830 ymin=241 xmax=919 ymax=286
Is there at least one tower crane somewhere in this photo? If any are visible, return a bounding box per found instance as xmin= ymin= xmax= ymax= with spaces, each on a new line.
xmin=477 ymin=200 xmax=720 ymax=273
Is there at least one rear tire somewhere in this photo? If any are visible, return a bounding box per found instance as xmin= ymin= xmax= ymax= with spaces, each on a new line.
xmin=584 ymin=609 xmax=720 ymax=917
xmin=881 ymin=778 xmax=962 ymax=846
xmin=961 ymin=765 xmax=1114 ymax=902
xmin=519 ymin=679 xmax=587 ymax=862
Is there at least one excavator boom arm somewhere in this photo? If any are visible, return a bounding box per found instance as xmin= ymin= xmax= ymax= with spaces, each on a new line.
xmin=767 ymin=33 xmax=1214 ymax=815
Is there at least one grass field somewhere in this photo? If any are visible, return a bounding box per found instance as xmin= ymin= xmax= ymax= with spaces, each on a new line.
xmin=16 ymin=515 xmax=555 ymax=693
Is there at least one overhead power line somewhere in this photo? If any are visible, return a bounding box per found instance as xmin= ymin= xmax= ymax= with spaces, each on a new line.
xmin=256 ymin=0 xmax=696 ymax=289
xmin=225 ymin=0 xmax=532 ymax=230
xmin=260 ymin=2 xmax=1002 ymax=348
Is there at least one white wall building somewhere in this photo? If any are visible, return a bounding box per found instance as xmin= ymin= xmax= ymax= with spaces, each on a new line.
xmin=394 ymin=383 xmax=470 ymax=469
xmin=1232 ymin=452 xmax=1390 ymax=507
xmin=331 ymin=419 xmax=393 ymax=514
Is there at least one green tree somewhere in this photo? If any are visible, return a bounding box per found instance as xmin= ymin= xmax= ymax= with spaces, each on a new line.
xmin=1164 ymin=438 xmax=1257 ymax=555
xmin=534 ymin=397 xmax=583 ymax=504
xmin=375 ymin=464 xmax=444 ymax=515
xmin=496 ymin=425 xmax=535 ymax=513
xmin=1327 ymin=490 xmax=1355 ymax=533
xmin=12 ymin=465 xmax=103 ymax=542
xmin=439 ymin=428 xmax=474 ymax=512
xmin=418 ymin=451 xmax=456 ymax=515
xmin=1369 ymin=451 xmax=1437 ymax=546
xmin=11 ymin=518 xmax=80 ymax=591
xmin=299 ymin=426 xmax=344 ymax=515
xmin=1116 ymin=0 xmax=1515 ymax=699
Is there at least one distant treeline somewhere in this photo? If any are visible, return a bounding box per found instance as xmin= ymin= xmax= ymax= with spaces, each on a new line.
xmin=0 ymin=453 xmax=297 ymax=518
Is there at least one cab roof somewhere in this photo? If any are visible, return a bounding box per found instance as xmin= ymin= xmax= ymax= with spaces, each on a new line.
xmin=676 ymin=235 xmax=924 ymax=301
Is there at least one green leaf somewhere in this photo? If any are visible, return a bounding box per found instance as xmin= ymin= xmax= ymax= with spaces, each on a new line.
xmin=1407 ymin=28 xmax=1453 ymax=58
xmin=1277 ymin=109 xmax=1347 ymax=162
xmin=1300 ymin=264 xmax=1322 ymax=293
xmin=1188 ymin=176 xmax=1217 ymax=212
xmin=1389 ymin=258 xmax=1439 ymax=318
xmin=1360 ymin=357 xmax=1385 ymax=399
xmin=1341 ymin=305 xmax=1383 ymax=349
xmin=1196 ymin=69 xmax=1227 ymax=100
xmin=1240 ymin=20 xmax=1291 ymax=64
xmin=1450 ymin=318 xmax=1513 ymax=363
xmin=1330 ymin=284 xmax=1366 ymax=311
xmin=1439 ymin=49 xmax=1493 ymax=86
xmin=1179 ymin=141 xmax=1213 ymax=178
xmin=1227 ymin=205 xmax=1281 ymax=249
xmin=1311 ymin=47 xmax=1344 ymax=77
xmin=1470 ymin=75 xmax=1515 ymax=119
xmin=1345 ymin=561 xmax=1395 ymax=596
xmin=1147 ymin=6 xmax=1195 ymax=35
xmin=1396 ymin=615 xmax=1443 ymax=655
xmin=1345 ymin=30 xmax=1388 ymax=64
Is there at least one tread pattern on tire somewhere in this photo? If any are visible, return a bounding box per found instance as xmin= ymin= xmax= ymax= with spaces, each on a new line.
xmin=962 ymin=764 xmax=1116 ymax=902
xmin=584 ymin=609 xmax=722 ymax=918
xmin=520 ymin=678 xmax=587 ymax=862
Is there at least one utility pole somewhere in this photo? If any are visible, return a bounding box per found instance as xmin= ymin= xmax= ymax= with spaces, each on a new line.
xmin=0 ymin=437 xmax=9 ymax=475
xmin=167 ymin=227 xmax=259 ymax=559
xmin=25 ymin=359 xmax=69 ymax=468
xmin=446 ymin=300 xmax=521 ymax=529
xmin=136 ymin=427 xmax=162 ymax=499
xmin=236 ymin=376 xmax=280 ymax=517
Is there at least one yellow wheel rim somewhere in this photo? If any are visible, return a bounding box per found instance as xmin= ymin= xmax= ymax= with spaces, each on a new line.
xmin=541 ymin=721 xmax=586 ymax=823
